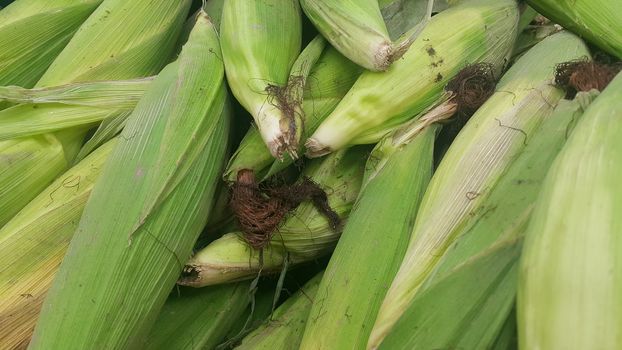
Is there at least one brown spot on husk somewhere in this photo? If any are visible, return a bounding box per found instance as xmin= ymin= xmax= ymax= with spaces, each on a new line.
xmin=230 ymin=170 xmax=340 ymax=250
xmin=555 ymin=59 xmax=621 ymax=98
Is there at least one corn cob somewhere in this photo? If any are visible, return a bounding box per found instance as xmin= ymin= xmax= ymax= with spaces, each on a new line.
xmin=237 ymin=272 xmax=323 ymax=350
xmin=377 ymin=86 xmax=602 ymax=349
xmin=299 ymin=110 xmax=440 ymax=349
xmin=368 ymin=31 xmax=591 ymax=348
xmin=0 ymin=139 xmax=114 ymax=350
xmin=518 ymin=73 xmax=622 ymax=349
xmin=0 ymin=0 xmax=190 ymax=228
xmin=179 ymin=147 xmax=367 ymax=287
xmin=0 ymin=0 xmax=102 ymax=88
xmin=299 ymin=0 xmax=392 ymax=71
xmin=29 ymin=13 xmax=229 ymax=349
xmin=224 ymin=45 xmax=363 ymax=182
xmin=305 ymin=0 xmax=519 ymax=157
xmin=527 ymin=0 xmax=622 ymax=59
xmin=144 ymin=283 xmax=250 ymax=350
xmin=220 ymin=0 xmax=302 ymax=158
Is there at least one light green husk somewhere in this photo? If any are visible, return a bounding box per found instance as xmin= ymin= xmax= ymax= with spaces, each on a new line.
xmin=368 ymin=31 xmax=591 ymax=349
xmin=0 ymin=0 xmax=190 ymax=228
xmin=223 ymin=45 xmax=363 ymax=182
xmin=305 ymin=0 xmax=519 ymax=157
xmin=299 ymin=0 xmax=392 ymax=71
xmin=527 ymin=0 xmax=622 ymax=59
xmin=0 ymin=0 xmax=102 ymax=88
xmin=377 ymin=88 xmax=601 ymax=350
xmin=300 ymin=113 xmax=440 ymax=349
xmin=29 ymin=13 xmax=229 ymax=349
xmin=0 ymin=78 xmax=152 ymax=142
xmin=237 ymin=272 xmax=324 ymax=350
xmin=0 ymin=139 xmax=114 ymax=350
xmin=178 ymin=147 xmax=367 ymax=287
xmin=144 ymin=283 xmax=249 ymax=350
xmin=220 ymin=0 xmax=302 ymax=158
xmin=518 ymin=73 xmax=622 ymax=349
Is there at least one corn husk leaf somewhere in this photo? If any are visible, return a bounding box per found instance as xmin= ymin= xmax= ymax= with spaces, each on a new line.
xmin=179 ymin=147 xmax=367 ymax=287
xmin=306 ymin=0 xmax=519 ymax=157
xmin=527 ymin=0 xmax=622 ymax=59
xmin=380 ymin=0 xmax=449 ymax=40
xmin=518 ymin=72 xmax=622 ymax=349
xmin=491 ymin=309 xmax=518 ymax=350
xmin=221 ymin=0 xmax=302 ymax=158
xmin=369 ymin=31 xmax=591 ymax=348
xmin=144 ymin=283 xmax=250 ymax=350
xmin=300 ymin=119 xmax=436 ymax=349
xmin=224 ymin=45 xmax=363 ymax=182
xmin=379 ymin=232 xmax=525 ymax=350
xmin=237 ymin=272 xmax=323 ymax=350
xmin=0 ymin=139 xmax=114 ymax=349
xmin=378 ymin=89 xmax=601 ymax=350
xmin=300 ymin=0 xmax=392 ymax=71
xmin=0 ymin=0 xmax=102 ymax=88
xmin=0 ymin=0 xmax=191 ymax=230
xmin=29 ymin=13 xmax=229 ymax=349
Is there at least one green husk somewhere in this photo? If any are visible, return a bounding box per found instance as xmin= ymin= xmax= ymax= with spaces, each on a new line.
xmin=0 ymin=0 xmax=190 ymax=228
xmin=379 ymin=230 xmax=525 ymax=350
xmin=518 ymin=73 xmax=622 ymax=349
xmin=527 ymin=0 xmax=622 ymax=59
xmin=377 ymin=88 xmax=602 ymax=350
xmin=0 ymin=78 xmax=152 ymax=142
xmin=491 ymin=309 xmax=518 ymax=350
xmin=237 ymin=272 xmax=324 ymax=350
xmin=299 ymin=0 xmax=392 ymax=71
xmin=305 ymin=0 xmax=519 ymax=157
xmin=0 ymin=139 xmax=114 ymax=350
xmin=300 ymin=114 xmax=438 ymax=349
xmin=0 ymin=0 xmax=102 ymax=88
xmin=29 ymin=13 xmax=229 ymax=349
xmin=368 ymin=31 xmax=591 ymax=348
xmin=144 ymin=283 xmax=249 ymax=350
xmin=179 ymin=147 xmax=367 ymax=287
xmin=220 ymin=0 xmax=302 ymax=158
xmin=380 ymin=0 xmax=449 ymax=40
xmin=219 ymin=283 xmax=276 ymax=349
xmin=223 ymin=45 xmax=362 ymax=182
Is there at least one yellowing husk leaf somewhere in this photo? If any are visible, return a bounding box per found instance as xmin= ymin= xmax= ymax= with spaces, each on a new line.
xmin=0 ymin=139 xmax=114 ymax=350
